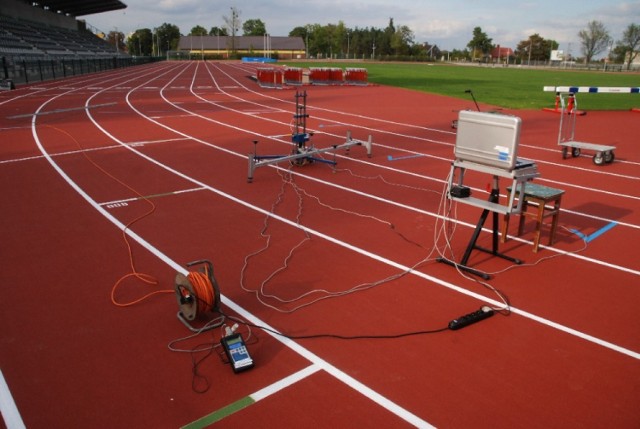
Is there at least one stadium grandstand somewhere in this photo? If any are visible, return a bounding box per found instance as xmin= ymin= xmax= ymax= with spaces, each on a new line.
xmin=0 ymin=0 xmax=151 ymax=86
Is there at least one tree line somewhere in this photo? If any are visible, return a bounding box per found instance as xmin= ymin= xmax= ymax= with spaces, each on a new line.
xmin=113 ymin=9 xmax=639 ymax=69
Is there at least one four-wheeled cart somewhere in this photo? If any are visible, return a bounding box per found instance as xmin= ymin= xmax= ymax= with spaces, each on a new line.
xmin=556 ymin=92 xmax=616 ymax=166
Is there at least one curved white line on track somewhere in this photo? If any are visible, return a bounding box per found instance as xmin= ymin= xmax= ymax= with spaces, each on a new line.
xmin=135 ymin=61 xmax=640 ymax=252
xmin=23 ymin=60 xmax=639 ymax=429
xmin=220 ymin=62 xmax=640 ymax=174
xmin=29 ymin=60 xmax=437 ymax=429
xmin=195 ymin=61 xmax=640 ymax=198
xmin=0 ymin=62 xmax=167 ymax=108
xmin=0 ymin=368 xmax=26 ymax=429
xmin=78 ymin=60 xmax=640 ymax=280
xmin=28 ymin=69 xmax=639 ymax=429
xmin=17 ymin=59 xmax=640 ymax=427
xmin=78 ymin=61 xmax=639 ymax=360
xmin=26 ymin=57 xmax=640 ymax=374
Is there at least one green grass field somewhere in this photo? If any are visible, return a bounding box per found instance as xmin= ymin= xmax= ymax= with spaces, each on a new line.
xmin=282 ymin=61 xmax=640 ymax=110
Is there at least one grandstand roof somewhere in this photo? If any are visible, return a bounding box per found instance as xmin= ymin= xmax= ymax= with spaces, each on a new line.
xmin=34 ymin=0 xmax=127 ymax=17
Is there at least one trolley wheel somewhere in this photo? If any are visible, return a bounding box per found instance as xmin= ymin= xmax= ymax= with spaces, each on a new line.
xmin=562 ymin=147 xmax=569 ymax=159
xmin=571 ymin=147 xmax=581 ymax=157
xmin=593 ymin=152 xmax=605 ymax=166
xmin=604 ymin=150 xmax=615 ymax=164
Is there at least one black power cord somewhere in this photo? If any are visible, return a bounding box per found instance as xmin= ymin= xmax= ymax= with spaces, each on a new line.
xmin=217 ymin=310 xmax=451 ymax=340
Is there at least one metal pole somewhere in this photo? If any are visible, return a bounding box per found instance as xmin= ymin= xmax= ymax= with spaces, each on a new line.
xmin=2 ymin=56 xmax=8 ymax=80
xmin=23 ymin=60 xmax=29 ymax=84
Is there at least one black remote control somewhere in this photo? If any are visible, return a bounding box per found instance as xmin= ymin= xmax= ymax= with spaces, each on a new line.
xmin=448 ymin=306 xmax=494 ymax=330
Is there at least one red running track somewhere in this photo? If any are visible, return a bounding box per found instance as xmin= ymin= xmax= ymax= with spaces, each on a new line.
xmin=1 ymin=61 xmax=639 ymax=429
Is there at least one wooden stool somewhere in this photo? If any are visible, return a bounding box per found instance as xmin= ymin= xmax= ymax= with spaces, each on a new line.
xmin=501 ymin=183 xmax=565 ymax=252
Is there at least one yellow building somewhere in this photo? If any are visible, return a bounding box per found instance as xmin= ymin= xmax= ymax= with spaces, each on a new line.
xmin=177 ymin=35 xmax=306 ymax=60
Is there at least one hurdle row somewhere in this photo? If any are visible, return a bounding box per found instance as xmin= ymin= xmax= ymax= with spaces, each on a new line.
xmin=256 ymin=67 xmax=368 ymax=88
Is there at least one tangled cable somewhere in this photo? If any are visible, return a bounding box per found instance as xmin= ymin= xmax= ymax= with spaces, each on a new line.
xmin=36 ymin=124 xmax=171 ymax=306
xmin=180 ymin=267 xmax=217 ymax=315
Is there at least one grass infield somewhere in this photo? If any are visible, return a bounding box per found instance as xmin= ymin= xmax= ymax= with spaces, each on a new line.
xmin=283 ymin=61 xmax=639 ymax=110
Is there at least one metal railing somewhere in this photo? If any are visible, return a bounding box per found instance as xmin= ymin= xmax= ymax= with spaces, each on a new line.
xmin=1 ymin=55 xmax=164 ymax=86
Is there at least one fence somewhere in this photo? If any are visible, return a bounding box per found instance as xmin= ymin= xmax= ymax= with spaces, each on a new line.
xmin=1 ymin=56 xmax=163 ymax=86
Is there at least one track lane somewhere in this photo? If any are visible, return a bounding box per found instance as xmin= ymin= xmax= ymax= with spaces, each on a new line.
xmin=2 ymin=61 xmax=636 ymax=428
xmin=86 ymin=59 xmax=640 ymax=320
xmin=7 ymin=61 xmax=636 ymax=320
xmin=37 ymin=62 xmax=447 ymax=428
xmin=86 ymin=62 xmax=640 ymax=352
xmin=125 ymin=61 xmax=632 ymax=270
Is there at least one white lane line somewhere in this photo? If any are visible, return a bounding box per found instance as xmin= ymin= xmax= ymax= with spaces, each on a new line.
xmin=99 ymin=186 xmax=207 ymax=206
xmin=97 ymin=64 xmax=639 ymax=358
xmin=114 ymin=64 xmax=640 ymax=274
xmin=28 ymin=63 xmax=437 ymax=428
xmin=0 ymin=368 xmax=26 ymax=429
xmin=182 ymin=365 xmax=323 ymax=428
xmin=19 ymin=62 xmax=639 ymax=429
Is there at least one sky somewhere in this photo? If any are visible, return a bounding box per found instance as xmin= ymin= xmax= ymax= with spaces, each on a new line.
xmin=85 ymin=0 xmax=639 ymax=56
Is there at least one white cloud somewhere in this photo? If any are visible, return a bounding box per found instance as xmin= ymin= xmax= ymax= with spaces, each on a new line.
xmin=86 ymin=0 xmax=633 ymax=52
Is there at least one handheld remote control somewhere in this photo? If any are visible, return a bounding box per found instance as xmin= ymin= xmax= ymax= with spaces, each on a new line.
xmin=221 ymin=333 xmax=254 ymax=373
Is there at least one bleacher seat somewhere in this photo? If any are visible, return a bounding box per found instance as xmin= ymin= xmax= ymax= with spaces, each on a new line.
xmin=0 ymin=14 xmax=128 ymax=61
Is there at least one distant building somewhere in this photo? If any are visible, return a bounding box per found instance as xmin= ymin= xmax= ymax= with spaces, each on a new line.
xmin=177 ymin=35 xmax=306 ymax=59
xmin=491 ymin=46 xmax=513 ymax=61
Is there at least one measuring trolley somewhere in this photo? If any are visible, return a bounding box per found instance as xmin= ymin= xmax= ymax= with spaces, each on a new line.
xmin=555 ymin=92 xmax=615 ymax=165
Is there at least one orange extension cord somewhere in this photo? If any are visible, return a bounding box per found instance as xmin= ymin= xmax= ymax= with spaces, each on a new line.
xmin=186 ymin=268 xmax=216 ymax=314
xmin=42 ymin=124 xmax=174 ymax=306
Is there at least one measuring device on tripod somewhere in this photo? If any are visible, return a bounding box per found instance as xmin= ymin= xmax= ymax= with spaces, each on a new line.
xmin=247 ymin=90 xmax=373 ymax=182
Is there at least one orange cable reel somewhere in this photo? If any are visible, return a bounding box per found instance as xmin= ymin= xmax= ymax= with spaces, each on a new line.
xmin=175 ymin=260 xmax=224 ymax=332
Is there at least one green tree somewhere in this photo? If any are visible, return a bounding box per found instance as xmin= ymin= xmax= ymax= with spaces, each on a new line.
xmin=154 ymin=23 xmax=180 ymax=55
xmin=189 ymin=25 xmax=208 ymax=36
xmin=349 ymin=27 xmax=369 ymax=59
xmin=618 ymin=23 xmax=640 ymax=70
xmin=450 ymin=48 xmax=470 ymax=61
xmin=289 ymin=26 xmax=307 ymax=38
xmin=323 ymin=23 xmax=339 ymax=58
xmin=378 ymin=18 xmax=395 ymax=56
xmin=288 ymin=20 xmax=424 ymax=61
xmin=305 ymin=23 xmax=327 ymax=58
xmin=209 ymin=26 xmax=228 ymax=36
xmin=578 ymin=20 xmax=612 ymax=63
xmin=610 ymin=44 xmax=627 ymax=63
xmin=391 ymin=25 xmax=414 ymax=56
xmin=467 ymin=27 xmax=492 ymax=60
xmin=515 ymin=33 xmax=558 ymax=63
xmin=349 ymin=27 xmax=382 ymax=59
xmin=107 ymin=30 xmax=125 ymax=52
xmin=243 ymin=19 xmax=266 ymax=36
xmin=126 ymin=28 xmax=152 ymax=56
